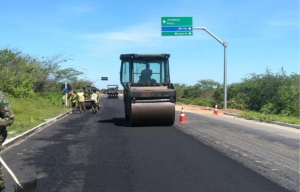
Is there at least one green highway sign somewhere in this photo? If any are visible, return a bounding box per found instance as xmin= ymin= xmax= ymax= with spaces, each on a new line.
xmin=161 ymin=17 xmax=193 ymax=26
xmin=161 ymin=17 xmax=193 ymax=36
xmin=161 ymin=31 xmax=193 ymax=36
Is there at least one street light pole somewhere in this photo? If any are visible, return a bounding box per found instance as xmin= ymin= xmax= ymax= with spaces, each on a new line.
xmin=93 ymin=78 xmax=102 ymax=87
xmin=193 ymin=27 xmax=228 ymax=109
xmin=223 ymin=41 xmax=228 ymax=110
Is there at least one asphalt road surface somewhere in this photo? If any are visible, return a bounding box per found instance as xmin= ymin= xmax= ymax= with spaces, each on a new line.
xmin=1 ymin=95 xmax=296 ymax=192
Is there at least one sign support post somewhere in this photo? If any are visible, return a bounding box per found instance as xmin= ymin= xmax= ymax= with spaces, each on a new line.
xmin=65 ymin=82 xmax=68 ymax=108
xmin=161 ymin=17 xmax=228 ymax=109
xmin=193 ymin=27 xmax=228 ymax=109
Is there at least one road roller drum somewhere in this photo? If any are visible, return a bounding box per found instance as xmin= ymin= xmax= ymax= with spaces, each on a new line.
xmin=130 ymin=102 xmax=175 ymax=126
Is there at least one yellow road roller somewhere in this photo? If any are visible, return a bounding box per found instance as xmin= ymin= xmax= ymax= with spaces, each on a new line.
xmin=120 ymin=54 xmax=176 ymax=126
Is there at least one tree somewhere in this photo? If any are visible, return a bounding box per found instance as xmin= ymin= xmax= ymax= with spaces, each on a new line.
xmin=196 ymin=79 xmax=221 ymax=99
xmin=0 ymin=48 xmax=35 ymax=97
xmin=0 ymin=48 xmax=88 ymax=98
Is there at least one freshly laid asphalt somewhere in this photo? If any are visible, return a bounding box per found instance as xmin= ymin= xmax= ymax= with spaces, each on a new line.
xmin=1 ymin=96 xmax=290 ymax=192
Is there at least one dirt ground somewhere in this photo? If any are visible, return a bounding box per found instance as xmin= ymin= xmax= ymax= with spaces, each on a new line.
xmin=115 ymin=94 xmax=242 ymax=116
xmin=175 ymin=104 xmax=243 ymax=115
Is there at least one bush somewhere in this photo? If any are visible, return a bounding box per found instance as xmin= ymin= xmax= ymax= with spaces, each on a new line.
xmin=190 ymin=97 xmax=214 ymax=107
xmin=228 ymin=98 xmax=247 ymax=110
xmin=176 ymin=98 xmax=193 ymax=104
xmin=260 ymin=103 xmax=279 ymax=115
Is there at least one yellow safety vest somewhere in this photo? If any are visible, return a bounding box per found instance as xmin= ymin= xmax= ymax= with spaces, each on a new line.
xmin=91 ymin=93 xmax=98 ymax=103
xmin=77 ymin=92 xmax=85 ymax=102
xmin=70 ymin=93 xmax=77 ymax=103
xmin=96 ymin=91 xmax=101 ymax=98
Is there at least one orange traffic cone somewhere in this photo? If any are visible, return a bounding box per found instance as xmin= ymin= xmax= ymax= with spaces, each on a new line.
xmin=214 ymin=103 xmax=218 ymax=115
xmin=179 ymin=108 xmax=186 ymax=123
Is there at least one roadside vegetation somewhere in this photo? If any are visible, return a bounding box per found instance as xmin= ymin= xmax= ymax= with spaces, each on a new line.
xmin=8 ymin=96 xmax=70 ymax=138
xmin=0 ymin=47 xmax=298 ymax=139
xmin=0 ymin=47 xmax=92 ymax=138
xmin=174 ymin=69 xmax=299 ymax=125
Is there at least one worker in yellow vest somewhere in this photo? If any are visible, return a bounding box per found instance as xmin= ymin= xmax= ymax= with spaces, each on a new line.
xmin=95 ymin=90 xmax=101 ymax=110
xmin=76 ymin=89 xmax=86 ymax=114
xmin=69 ymin=91 xmax=78 ymax=114
xmin=91 ymin=91 xmax=98 ymax=114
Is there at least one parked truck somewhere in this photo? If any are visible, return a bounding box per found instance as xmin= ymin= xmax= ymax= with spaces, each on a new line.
xmin=107 ymin=85 xmax=119 ymax=99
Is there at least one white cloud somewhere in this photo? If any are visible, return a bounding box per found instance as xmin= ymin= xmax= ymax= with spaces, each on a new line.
xmin=85 ymin=31 xmax=156 ymax=43
xmin=84 ymin=23 xmax=158 ymax=43
xmin=268 ymin=20 xmax=299 ymax=26
xmin=80 ymin=23 xmax=208 ymax=57
xmin=267 ymin=11 xmax=299 ymax=27
xmin=81 ymin=23 xmax=163 ymax=56
xmin=59 ymin=5 xmax=94 ymax=14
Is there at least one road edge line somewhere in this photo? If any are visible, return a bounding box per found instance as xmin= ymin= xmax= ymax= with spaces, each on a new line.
xmin=3 ymin=110 xmax=72 ymax=149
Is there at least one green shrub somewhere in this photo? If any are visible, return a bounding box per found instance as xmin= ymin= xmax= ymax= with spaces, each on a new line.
xmin=260 ymin=103 xmax=279 ymax=115
xmin=190 ymin=97 xmax=214 ymax=107
xmin=228 ymin=98 xmax=246 ymax=110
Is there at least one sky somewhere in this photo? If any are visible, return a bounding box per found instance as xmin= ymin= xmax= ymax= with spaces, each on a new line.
xmin=0 ymin=0 xmax=299 ymax=90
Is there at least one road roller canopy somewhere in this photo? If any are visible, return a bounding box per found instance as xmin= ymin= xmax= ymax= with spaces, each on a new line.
xmin=120 ymin=54 xmax=171 ymax=88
